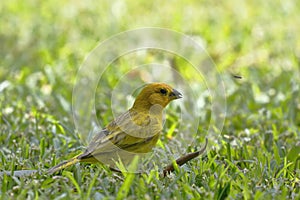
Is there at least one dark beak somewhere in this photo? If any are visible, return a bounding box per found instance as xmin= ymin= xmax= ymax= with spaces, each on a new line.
xmin=170 ymin=89 xmax=183 ymax=99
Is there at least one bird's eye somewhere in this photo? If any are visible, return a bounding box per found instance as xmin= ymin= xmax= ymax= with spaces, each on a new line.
xmin=160 ymin=88 xmax=167 ymax=95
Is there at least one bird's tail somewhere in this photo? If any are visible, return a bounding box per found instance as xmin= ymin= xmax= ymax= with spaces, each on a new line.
xmin=48 ymin=156 xmax=80 ymax=174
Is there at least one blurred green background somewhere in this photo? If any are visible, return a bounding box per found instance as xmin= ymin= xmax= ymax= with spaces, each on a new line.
xmin=0 ymin=0 xmax=299 ymax=199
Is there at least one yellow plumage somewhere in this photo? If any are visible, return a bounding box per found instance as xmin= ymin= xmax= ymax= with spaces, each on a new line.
xmin=48 ymin=83 xmax=182 ymax=174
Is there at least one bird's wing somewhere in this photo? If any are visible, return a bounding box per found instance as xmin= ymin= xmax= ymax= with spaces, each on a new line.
xmin=78 ymin=110 xmax=162 ymax=160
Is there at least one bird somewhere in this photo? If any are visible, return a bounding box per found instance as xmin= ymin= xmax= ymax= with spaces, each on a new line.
xmin=48 ymin=82 xmax=182 ymax=174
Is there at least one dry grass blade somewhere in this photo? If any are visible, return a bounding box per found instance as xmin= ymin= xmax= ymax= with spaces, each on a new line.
xmin=162 ymin=138 xmax=208 ymax=177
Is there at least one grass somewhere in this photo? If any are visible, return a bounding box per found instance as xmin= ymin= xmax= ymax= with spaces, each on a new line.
xmin=1 ymin=0 xmax=300 ymax=199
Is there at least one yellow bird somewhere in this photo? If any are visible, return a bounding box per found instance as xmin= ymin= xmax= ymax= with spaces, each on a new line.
xmin=48 ymin=83 xmax=182 ymax=174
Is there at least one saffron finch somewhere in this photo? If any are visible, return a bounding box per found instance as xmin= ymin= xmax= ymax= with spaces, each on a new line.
xmin=48 ymin=83 xmax=182 ymax=174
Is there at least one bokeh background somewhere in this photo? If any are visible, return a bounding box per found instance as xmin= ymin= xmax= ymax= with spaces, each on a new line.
xmin=1 ymin=0 xmax=299 ymax=199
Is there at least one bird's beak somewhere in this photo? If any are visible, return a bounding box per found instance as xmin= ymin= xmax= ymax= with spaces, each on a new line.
xmin=170 ymin=89 xmax=183 ymax=99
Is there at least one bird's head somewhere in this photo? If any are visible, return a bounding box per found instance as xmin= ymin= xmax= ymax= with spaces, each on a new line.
xmin=131 ymin=83 xmax=182 ymax=113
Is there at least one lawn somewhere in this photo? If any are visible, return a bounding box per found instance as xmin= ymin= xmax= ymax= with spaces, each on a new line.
xmin=0 ymin=0 xmax=299 ymax=199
